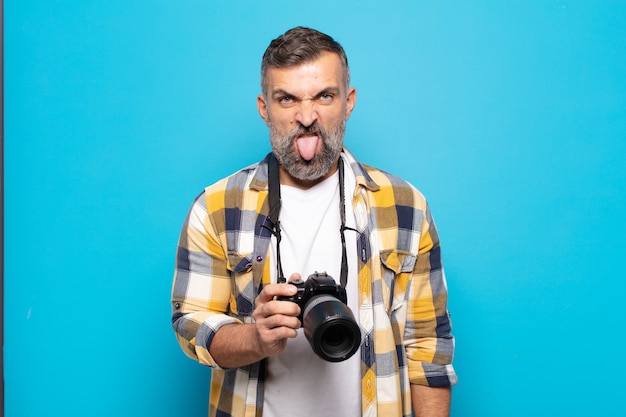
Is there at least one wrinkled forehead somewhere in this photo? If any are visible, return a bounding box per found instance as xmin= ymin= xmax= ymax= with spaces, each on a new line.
xmin=262 ymin=52 xmax=348 ymax=95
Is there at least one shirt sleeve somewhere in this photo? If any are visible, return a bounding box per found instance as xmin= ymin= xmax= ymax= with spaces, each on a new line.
xmin=170 ymin=191 xmax=239 ymax=368
xmin=404 ymin=204 xmax=457 ymax=387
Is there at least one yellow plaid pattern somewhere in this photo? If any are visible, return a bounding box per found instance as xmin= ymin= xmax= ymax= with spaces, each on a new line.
xmin=172 ymin=149 xmax=457 ymax=417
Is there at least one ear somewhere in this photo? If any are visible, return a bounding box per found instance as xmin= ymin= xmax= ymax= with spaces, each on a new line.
xmin=345 ymin=87 xmax=357 ymax=120
xmin=257 ymin=94 xmax=269 ymax=124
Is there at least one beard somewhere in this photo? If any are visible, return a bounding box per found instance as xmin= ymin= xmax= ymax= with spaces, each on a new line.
xmin=268 ymin=120 xmax=346 ymax=182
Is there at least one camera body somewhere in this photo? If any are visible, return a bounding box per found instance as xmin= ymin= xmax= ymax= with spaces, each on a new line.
xmin=279 ymin=272 xmax=348 ymax=321
xmin=278 ymin=272 xmax=361 ymax=362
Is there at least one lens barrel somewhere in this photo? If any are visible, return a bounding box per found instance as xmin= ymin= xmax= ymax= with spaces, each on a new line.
xmin=302 ymin=295 xmax=361 ymax=362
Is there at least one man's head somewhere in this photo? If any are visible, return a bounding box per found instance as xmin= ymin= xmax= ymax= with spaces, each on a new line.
xmin=257 ymin=27 xmax=356 ymax=188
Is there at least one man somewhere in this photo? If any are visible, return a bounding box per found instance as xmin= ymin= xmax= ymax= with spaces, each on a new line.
xmin=171 ymin=27 xmax=457 ymax=417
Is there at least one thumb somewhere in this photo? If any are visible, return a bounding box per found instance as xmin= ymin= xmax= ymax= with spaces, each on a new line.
xmin=287 ymin=272 xmax=302 ymax=283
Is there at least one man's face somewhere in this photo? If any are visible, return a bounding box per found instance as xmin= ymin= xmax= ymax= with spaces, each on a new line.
xmin=257 ymin=51 xmax=356 ymax=187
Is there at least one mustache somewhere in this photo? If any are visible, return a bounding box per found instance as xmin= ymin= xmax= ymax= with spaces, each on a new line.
xmin=289 ymin=122 xmax=325 ymax=139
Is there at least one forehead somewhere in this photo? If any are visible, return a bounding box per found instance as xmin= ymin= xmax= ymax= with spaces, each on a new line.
xmin=265 ymin=51 xmax=345 ymax=94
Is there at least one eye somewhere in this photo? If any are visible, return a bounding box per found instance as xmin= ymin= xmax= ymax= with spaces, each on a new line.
xmin=319 ymin=93 xmax=334 ymax=102
xmin=277 ymin=95 xmax=295 ymax=106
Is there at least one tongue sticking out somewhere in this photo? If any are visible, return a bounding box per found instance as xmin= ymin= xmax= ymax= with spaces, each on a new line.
xmin=296 ymin=135 xmax=320 ymax=161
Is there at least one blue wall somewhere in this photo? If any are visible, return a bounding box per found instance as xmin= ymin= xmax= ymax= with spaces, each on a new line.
xmin=5 ymin=1 xmax=626 ymax=416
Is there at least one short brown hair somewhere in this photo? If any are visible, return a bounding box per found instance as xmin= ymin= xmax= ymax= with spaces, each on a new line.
xmin=261 ymin=27 xmax=350 ymax=95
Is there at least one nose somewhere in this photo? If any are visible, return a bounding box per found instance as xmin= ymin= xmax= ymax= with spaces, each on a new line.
xmin=294 ymin=100 xmax=318 ymax=127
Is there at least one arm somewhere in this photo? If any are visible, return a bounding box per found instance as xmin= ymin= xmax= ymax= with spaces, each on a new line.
xmin=411 ymin=385 xmax=451 ymax=417
xmin=171 ymin=192 xmax=302 ymax=368
xmin=406 ymin=204 xmax=457 ymax=412
xmin=171 ymin=194 xmax=236 ymax=367
xmin=209 ymin=279 xmax=301 ymax=368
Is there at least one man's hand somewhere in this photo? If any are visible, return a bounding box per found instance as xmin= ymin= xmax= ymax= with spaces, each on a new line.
xmin=252 ymin=276 xmax=302 ymax=357
xmin=209 ymin=273 xmax=303 ymax=368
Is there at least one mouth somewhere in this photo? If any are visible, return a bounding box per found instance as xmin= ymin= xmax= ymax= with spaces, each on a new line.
xmin=295 ymin=133 xmax=321 ymax=161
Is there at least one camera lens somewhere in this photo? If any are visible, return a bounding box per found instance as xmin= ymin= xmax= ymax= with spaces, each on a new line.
xmin=322 ymin=326 xmax=345 ymax=347
xmin=302 ymin=295 xmax=361 ymax=362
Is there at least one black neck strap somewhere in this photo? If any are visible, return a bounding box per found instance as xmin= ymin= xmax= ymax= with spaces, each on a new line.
xmin=267 ymin=153 xmax=352 ymax=288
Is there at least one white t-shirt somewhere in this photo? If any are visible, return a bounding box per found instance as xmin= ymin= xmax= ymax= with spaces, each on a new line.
xmin=264 ymin=156 xmax=361 ymax=416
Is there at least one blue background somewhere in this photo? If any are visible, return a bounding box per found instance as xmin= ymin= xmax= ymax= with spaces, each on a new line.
xmin=5 ymin=1 xmax=626 ymax=416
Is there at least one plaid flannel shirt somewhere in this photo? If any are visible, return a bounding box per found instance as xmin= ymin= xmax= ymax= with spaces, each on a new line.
xmin=171 ymin=148 xmax=457 ymax=417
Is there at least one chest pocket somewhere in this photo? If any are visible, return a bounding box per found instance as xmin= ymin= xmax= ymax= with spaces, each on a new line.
xmin=227 ymin=252 xmax=256 ymax=317
xmin=380 ymin=250 xmax=417 ymax=312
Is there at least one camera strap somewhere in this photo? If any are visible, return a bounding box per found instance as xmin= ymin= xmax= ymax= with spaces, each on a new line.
xmin=267 ymin=153 xmax=286 ymax=283
xmin=267 ymin=152 xmax=351 ymax=289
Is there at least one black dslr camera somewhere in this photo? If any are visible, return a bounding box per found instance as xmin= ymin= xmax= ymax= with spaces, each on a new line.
xmin=278 ymin=272 xmax=361 ymax=362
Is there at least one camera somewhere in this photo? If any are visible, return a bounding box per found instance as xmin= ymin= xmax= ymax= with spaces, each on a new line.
xmin=278 ymin=272 xmax=361 ymax=362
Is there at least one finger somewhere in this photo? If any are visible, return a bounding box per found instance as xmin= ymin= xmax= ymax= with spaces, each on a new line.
xmin=253 ymin=298 xmax=301 ymax=321
xmin=260 ymin=313 xmax=301 ymax=330
xmin=254 ymin=316 xmax=300 ymax=357
xmin=257 ymin=282 xmax=298 ymax=302
xmin=257 ymin=320 xmax=299 ymax=342
xmin=256 ymin=327 xmax=297 ymax=357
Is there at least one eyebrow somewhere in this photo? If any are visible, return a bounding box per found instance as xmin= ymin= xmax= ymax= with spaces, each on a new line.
xmin=271 ymin=86 xmax=341 ymax=100
xmin=271 ymin=89 xmax=294 ymax=100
